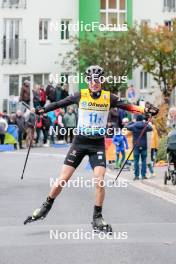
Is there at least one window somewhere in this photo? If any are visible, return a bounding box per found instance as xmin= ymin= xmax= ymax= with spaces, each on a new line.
xmin=34 ymin=74 xmax=43 ymax=85
xmin=140 ymin=71 xmax=148 ymax=90
xmin=100 ymin=0 xmax=127 ymax=27
xmin=33 ymin=74 xmax=50 ymax=86
xmin=44 ymin=74 xmax=49 ymax=85
xmin=9 ymin=75 xmax=19 ymax=96
xmin=2 ymin=19 xmax=26 ymax=63
xmin=163 ymin=0 xmax=176 ymax=12
xmin=39 ymin=19 xmax=50 ymax=40
xmin=2 ymin=0 xmax=26 ymax=8
xmin=61 ymin=20 xmax=71 ymax=40
xmin=101 ymin=0 xmax=106 ymax=9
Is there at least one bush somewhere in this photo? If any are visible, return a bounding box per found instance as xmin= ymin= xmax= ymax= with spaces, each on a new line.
xmin=156 ymin=136 xmax=167 ymax=162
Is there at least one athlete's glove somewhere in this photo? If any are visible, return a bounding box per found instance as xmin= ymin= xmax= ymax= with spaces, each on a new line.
xmin=144 ymin=102 xmax=159 ymax=117
xmin=35 ymin=106 xmax=45 ymax=115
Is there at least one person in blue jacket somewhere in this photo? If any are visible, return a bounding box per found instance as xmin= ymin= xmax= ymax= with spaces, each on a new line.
xmin=112 ymin=132 xmax=129 ymax=169
xmin=126 ymin=115 xmax=153 ymax=180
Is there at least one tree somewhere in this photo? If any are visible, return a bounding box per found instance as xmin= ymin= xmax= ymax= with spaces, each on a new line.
xmin=133 ymin=21 xmax=176 ymax=104
xmin=65 ymin=30 xmax=139 ymax=92
xmin=132 ymin=21 xmax=176 ymax=135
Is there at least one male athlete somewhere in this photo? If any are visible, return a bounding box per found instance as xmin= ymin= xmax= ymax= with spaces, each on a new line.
xmin=24 ymin=66 xmax=159 ymax=232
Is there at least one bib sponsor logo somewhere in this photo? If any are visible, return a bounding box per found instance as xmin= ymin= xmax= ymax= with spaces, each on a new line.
xmin=88 ymin=102 xmax=109 ymax=108
xmin=81 ymin=101 xmax=88 ymax=107
xmin=80 ymin=100 xmax=109 ymax=110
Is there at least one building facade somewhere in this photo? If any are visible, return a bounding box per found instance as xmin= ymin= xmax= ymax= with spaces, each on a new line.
xmin=0 ymin=0 xmax=175 ymax=112
xmin=0 ymin=0 xmax=78 ymax=112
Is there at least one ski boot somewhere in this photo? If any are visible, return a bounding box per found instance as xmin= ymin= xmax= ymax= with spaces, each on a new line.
xmin=24 ymin=197 xmax=54 ymax=225
xmin=92 ymin=206 xmax=112 ymax=234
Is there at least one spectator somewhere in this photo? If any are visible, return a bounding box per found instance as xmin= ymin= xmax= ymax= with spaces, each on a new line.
xmin=151 ymin=123 xmax=159 ymax=166
xmin=33 ymin=85 xmax=40 ymax=109
xmin=61 ymin=84 xmax=69 ymax=112
xmin=108 ymin=108 xmax=120 ymax=129
xmin=25 ymin=108 xmax=36 ymax=147
xmin=61 ymin=84 xmax=69 ymax=100
xmin=8 ymin=113 xmax=16 ymax=125
xmin=0 ymin=112 xmax=8 ymax=144
xmin=146 ymin=124 xmax=154 ymax=177
xmin=46 ymin=82 xmax=56 ymax=103
xmin=55 ymin=83 xmax=62 ymax=102
xmin=39 ymin=85 xmax=46 ymax=107
xmin=19 ymin=80 xmax=30 ymax=106
xmin=35 ymin=114 xmax=43 ymax=146
xmin=122 ymin=117 xmax=132 ymax=168
xmin=16 ymin=110 xmax=26 ymax=149
xmin=167 ymin=107 xmax=176 ymax=128
xmin=64 ymin=106 xmax=77 ymax=143
xmin=57 ymin=109 xmax=65 ymax=141
xmin=112 ymin=132 xmax=128 ymax=169
xmin=3 ymin=110 xmax=10 ymax=123
xmin=42 ymin=113 xmax=51 ymax=146
xmin=106 ymin=122 xmax=114 ymax=139
xmin=47 ymin=110 xmax=57 ymax=144
xmin=127 ymin=115 xmax=153 ymax=180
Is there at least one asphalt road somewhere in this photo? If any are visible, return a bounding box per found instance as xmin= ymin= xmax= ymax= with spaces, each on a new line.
xmin=0 ymin=146 xmax=176 ymax=264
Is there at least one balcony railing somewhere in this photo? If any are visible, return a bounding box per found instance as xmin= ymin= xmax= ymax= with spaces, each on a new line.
xmin=1 ymin=0 xmax=26 ymax=8
xmin=1 ymin=38 xmax=26 ymax=64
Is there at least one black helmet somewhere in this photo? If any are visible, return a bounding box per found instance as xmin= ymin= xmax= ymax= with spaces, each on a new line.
xmin=85 ymin=65 xmax=104 ymax=80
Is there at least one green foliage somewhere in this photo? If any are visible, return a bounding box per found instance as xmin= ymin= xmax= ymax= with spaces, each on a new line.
xmin=156 ymin=136 xmax=167 ymax=162
xmin=65 ymin=20 xmax=176 ymax=102
xmin=131 ymin=21 xmax=176 ymax=103
xmin=65 ymin=30 xmax=139 ymax=92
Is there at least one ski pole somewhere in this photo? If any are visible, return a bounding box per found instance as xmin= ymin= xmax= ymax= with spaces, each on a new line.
xmin=21 ymin=136 xmax=33 ymax=180
xmin=113 ymin=117 xmax=152 ymax=184
xmin=21 ymin=101 xmax=35 ymax=180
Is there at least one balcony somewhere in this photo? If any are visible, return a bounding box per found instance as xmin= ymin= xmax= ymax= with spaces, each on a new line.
xmin=0 ymin=0 xmax=26 ymax=8
xmin=1 ymin=39 xmax=26 ymax=64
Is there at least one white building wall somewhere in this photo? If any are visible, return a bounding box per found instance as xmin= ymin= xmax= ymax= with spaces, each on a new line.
xmin=132 ymin=0 xmax=176 ymax=104
xmin=0 ymin=0 xmax=79 ymax=111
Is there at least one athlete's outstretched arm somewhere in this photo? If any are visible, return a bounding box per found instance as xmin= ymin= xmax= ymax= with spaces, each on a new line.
xmin=110 ymin=93 xmax=145 ymax=115
xmin=43 ymin=92 xmax=81 ymax=113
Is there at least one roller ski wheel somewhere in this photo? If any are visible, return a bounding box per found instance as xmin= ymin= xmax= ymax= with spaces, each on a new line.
xmin=24 ymin=200 xmax=52 ymax=225
xmin=92 ymin=215 xmax=113 ymax=234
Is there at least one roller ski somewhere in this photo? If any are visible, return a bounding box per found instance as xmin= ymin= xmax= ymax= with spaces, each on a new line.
xmin=24 ymin=197 xmax=54 ymax=225
xmin=92 ymin=206 xmax=112 ymax=234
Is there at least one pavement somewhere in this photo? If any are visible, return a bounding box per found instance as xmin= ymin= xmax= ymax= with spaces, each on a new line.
xmin=106 ymin=163 xmax=176 ymax=205
xmin=1 ymin=146 xmax=176 ymax=264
